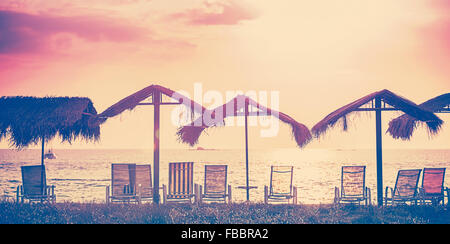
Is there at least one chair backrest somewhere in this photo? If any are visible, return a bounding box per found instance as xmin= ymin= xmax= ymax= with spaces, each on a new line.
xmin=168 ymin=162 xmax=194 ymax=198
xmin=341 ymin=166 xmax=366 ymax=197
xmin=21 ymin=165 xmax=46 ymax=196
xmin=111 ymin=164 xmax=136 ymax=196
xmin=270 ymin=166 xmax=293 ymax=196
xmin=393 ymin=169 xmax=421 ymax=198
xmin=204 ymin=165 xmax=227 ymax=196
xmin=422 ymin=168 xmax=446 ymax=196
xmin=135 ymin=164 xmax=152 ymax=196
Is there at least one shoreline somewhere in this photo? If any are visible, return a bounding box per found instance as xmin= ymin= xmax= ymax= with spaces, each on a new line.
xmin=2 ymin=148 xmax=450 ymax=151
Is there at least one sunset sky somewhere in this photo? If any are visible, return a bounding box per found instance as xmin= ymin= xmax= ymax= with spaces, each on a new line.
xmin=0 ymin=0 xmax=449 ymax=150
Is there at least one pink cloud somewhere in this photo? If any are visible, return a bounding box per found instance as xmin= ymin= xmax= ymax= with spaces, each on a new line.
xmin=420 ymin=0 xmax=450 ymax=76
xmin=430 ymin=0 xmax=450 ymax=9
xmin=421 ymin=20 xmax=450 ymax=73
xmin=167 ymin=0 xmax=258 ymax=26
xmin=0 ymin=9 xmax=196 ymax=90
xmin=0 ymin=10 xmax=148 ymax=54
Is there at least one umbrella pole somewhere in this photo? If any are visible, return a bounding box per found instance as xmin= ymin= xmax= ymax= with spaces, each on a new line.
xmin=244 ymin=99 xmax=250 ymax=202
xmin=375 ymin=97 xmax=383 ymax=206
xmin=41 ymin=136 xmax=45 ymax=196
xmin=153 ymin=91 xmax=161 ymax=204
xmin=41 ymin=136 xmax=45 ymax=166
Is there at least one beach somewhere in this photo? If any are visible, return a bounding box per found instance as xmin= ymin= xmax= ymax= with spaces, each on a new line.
xmin=1 ymin=201 xmax=449 ymax=224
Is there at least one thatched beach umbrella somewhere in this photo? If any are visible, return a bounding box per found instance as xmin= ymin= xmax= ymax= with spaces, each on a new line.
xmin=311 ymin=89 xmax=443 ymax=205
xmin=0 ymin=96 xmax=100 ymax=193
xmin=91 ymin=84 xmax=206 ymax=204
xmin=387 ymin=93 xmax=449 ymax=140
xmin=177 ymin=94 xmax=312 ymax=201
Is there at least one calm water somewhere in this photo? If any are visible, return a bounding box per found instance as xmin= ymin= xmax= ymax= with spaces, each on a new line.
xmin=0 ymin=148 xmax=449 ymax=204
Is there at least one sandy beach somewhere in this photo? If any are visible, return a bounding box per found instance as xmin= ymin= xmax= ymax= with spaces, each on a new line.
xmin=1 ymin=201 xmax=449 ymax=224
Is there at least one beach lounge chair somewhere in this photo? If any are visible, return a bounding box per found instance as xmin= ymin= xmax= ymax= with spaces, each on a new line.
xmin=106 ymin=164 xmax=139 ymax=204
xmin=418 ymin=168 xmax=447 ymax=205
xmin=17 ymin=165 xmax=56 ymax=203
xmin=334 ymin=166 xmax=371 ymax=205
xmin=198 ymin=165 xmax=232 ymax=204
xmin=106 ymin=164 xmax=154 ymax=204
xmin=264 ymin=166 xmax=297 ymax=204
xmin=384 ymin=169 xmax=421 ymax=206
xmin=135 ymin=164 xmax=153 ymax=203
xmin=163 ymin=162 xmax=198 ymax=204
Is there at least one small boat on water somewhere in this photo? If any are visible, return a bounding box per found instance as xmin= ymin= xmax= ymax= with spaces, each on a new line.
xmin=44 ymin=149 xmax=57 ymax=159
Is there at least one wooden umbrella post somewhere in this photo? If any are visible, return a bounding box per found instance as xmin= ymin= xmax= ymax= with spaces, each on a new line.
xmin=41 ymin=135 xmax=45 ymax=195
xmin=41 ymin=136 xmax=45 ymax=167
xmin=244 ymin=98 xmax=250 ymax=202
xmin=375 ymin=97 xmax=383 ymax=206
xmin=153 ymin=90 xmax=161 ymax=204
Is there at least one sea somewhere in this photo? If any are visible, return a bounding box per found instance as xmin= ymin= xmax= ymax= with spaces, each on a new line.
xmin=0 ymin=148 xmax=449 ymax=204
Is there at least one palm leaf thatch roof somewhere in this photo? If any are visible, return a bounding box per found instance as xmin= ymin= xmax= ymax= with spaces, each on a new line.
xmin=387 ymin=93 xmax=449 ymax=140
xmin=311 ymin=89 xmax=443 ymax=138
xmin=0 ymin=96 xmax=100 ymax=148
xmin=176 ymin=94 xmax=312 ymax=148
xmin=91 ymin=84 xmax=206 ymax=124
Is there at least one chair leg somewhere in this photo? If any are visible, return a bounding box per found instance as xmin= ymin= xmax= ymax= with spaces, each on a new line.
xmin=228 ymin=185 xmax=232 ymax=204
xmin=16 ymin=185 xmax=21 ymax=203
xmin=106 ymin=186 xmax=110 ymax=204
xmin=162 ymin=185 xmax=167 ymax=205
xmin=264 ymin=186 xmax=268 ymax=204
xmin=445 ymin=188 xmax=450 ymax=206
xmin=136 ymin=195 xmax=142 ymax=205
xmin=293 ymin=186 xmax=298 ymax=205
xmin=197 ymin=185 xmax=202 ymax=205
xmin=51 ymin=186 xmax=55 ymax=204
xmin=334 ymin=187 xmax=340 ymax=205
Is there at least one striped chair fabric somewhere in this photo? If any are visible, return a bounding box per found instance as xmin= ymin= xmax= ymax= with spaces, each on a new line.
xmin=163 ymin=162 xmax=196 ymax=203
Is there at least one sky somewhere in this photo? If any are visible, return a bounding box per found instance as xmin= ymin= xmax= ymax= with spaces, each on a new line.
xmin=0 ymin=0 xmax=449 ymax=150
